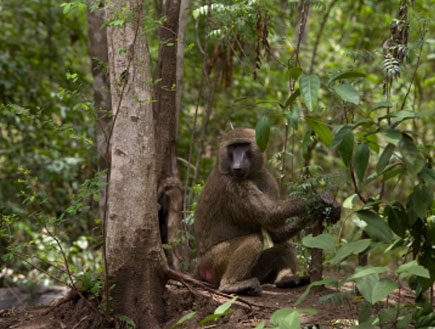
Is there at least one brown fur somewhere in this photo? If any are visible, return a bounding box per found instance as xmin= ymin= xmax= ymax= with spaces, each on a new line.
xmin=194 ymin=128 xmax=339 ymax=295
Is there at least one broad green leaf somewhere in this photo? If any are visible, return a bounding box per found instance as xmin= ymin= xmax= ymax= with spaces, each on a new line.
xmin=370 ymin=101 xmax=393 ymax=111
xmin=337 ymin=132 xmax=354 ymax=168
xmin=397 ymin=314 xmax=413 ymax=329
xmin=376 ymin=143 xmax=395 ymax=173
xmin=396 ymin=260 xmax=430 ymax=279
xmin=329 ymin=71 xmax=366 ymax=83
xmin=348 ymin=266 xmax=391 ymax=280
xmin=415 ymin=311 xmax=435 ymax=327
xmin=305 ymin=116 xmax=333 ymax=147
xmin=371 ymin=279 xmax=399 ymax=304
xmin=171 ymin=312 xmax=197 ymax=329
xmin=355 ymin=273 xmax=378 ymax=303
xmin=334 ymin=83 xmax=360 ymax=105
xmin=365 ymin=134 xmax=379 ymax=153
xmin=327 ymin=240 xmax=371 ymax=264
xmin=383 ymin=128 xmax=402 ymax=145
xmin=284 ymin=89 xmax=301 ymax=109
xmin=354 ymin=143 xmax=370 ymax=181
xmin=406 ymin=184 xmax=433 ymax=225
xmin=418 ymin=164 xmax=435 ymax=185
xmin=399 ymin=134 xmax=424 ymax=176
xmin=378 ymin=307 xmax=397 ymax=324
xmin=255 ymin=116 xmax=270 ymax=152
xmin=385 ymin=201 xmax=408 ymax=238
xmin=270 ymin=308 xmax=296 ymax=325
xmin=331 ymin=124 xmax=354 ymax=148
xmin=253 ymin=321 xmax=265 ymax=329
xmin=294 ymin=277 xmax=338 ymax=305
xmin=343 ymin=194 xmax=358 ymax=209
xmin=358 ymin=303 xmax=371 ymax=324
xmin=279 ymin=312 xmax=300 ymax=329
xmin=300 ymin=74 xmax=320 ymax=111
xmin=302 ymin=233 xmax=336 ymax=251
xmin=354 ymin=210 xmax=394 ymax=243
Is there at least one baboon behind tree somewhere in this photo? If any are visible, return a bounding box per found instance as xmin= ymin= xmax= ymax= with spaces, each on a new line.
xmin=194 ymin=128 xmax=340 ymax=295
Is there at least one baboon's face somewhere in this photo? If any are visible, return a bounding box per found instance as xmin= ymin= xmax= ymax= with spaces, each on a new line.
xmin=227 ymin=142 xmax=252 ymax=179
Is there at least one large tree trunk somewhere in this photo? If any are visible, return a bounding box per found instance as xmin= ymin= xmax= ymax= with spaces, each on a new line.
xmin=154 ymin=0 xmax=186 ymax=270
xmin=106 ymin=1 xmax=167 ymax=327
xmin=87 ymin=0 xmax=112 ymax=221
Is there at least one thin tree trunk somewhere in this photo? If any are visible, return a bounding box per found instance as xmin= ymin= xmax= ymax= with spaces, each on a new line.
xmin=106 ymin=1 xmax=167 ymax=326
xmin=87 ymin=0 xmax=112 ymax=221
xmin=175 ymin=0 xmax=189 ymax=136
xmin=154 ymin=0 xmax=187 ymax=270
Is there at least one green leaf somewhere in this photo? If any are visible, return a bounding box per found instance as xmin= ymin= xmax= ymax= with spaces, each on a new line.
xmin=302 ymin=233 xmax=336 ymax=251
xmin=354 ymin=210 xmax=394 ymax=243
xmin=329 ymin=71 xmax=366 ymax=83
xmin=370 ymin=101 xmax=393 ymax=111
xmin=279 ymin=312 xmax=300 ymax=329
xmin=171 ymin=312 xmax=197 ymax=329
xmin=337 ymin=132 xmax=354 ymax=168
xmin=371 ymin=279 xmax=399 ymax=304
xmin=284 ymin=89 xmax=301 ymax=109
xmin=331 ymin=124 xmax=354 ymax=148
xmin=358 ymin=303 xmax=371 ymax=324
xmin=214 ymin=296 xmax=238 ymax=314
xmin=385 ymin=201 xmax=408 ymax=238
xmin=406 ymin=184 xmax=433 ymax=225
xmin=287 ymin=106 xmax=299 ymax=130
xmin=418 ymin=164 xmax=435 ymax=185
xmin=327 ymin=240 xmax=371 ymax=264
xmin=294 ymin=277 xmax=338 ymax=306
xmin=199 ymin=311 xmax=232 ymax=326
xmin=288 ymin=67 xmax=302 ymax=80
xmin=355 ymin=273 xmax=378 ymax=303
xmin=383 ymin=128 xmax=402 ymax=145
xmin=255 ymin=116 xmax=270 ymax=152
xmin=343 ymin=194 xmax=358 ymax=209
xmin=116 ymin=314 xmax=136 ymax=329
xmin=396 ymin=260 xmax=430 ymax=279
xmin=270 ymin=308 xmax=296 ymax=325
xmin=305 ymin=116 xmax=333 ymax=147
xmin=300 ymin=74 xmax=320 ymax=111
xmin=334 ymin=83 xmax=360 ymax=105
xmin=348 ymin=266 xmax=391 ymax=280
xmin=354 ymin=143 xmax=370 ymax=181
xmin=376 ymin=143 xmax=395 ymax=173
xmin=399 ymin=134 xmax=424 ymax=176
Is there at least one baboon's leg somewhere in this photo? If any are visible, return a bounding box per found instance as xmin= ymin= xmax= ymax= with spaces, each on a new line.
xmin=251 ymin=242 xmax=310 ymax=288
xmin=218 ymin=234 xmax=263 ymax=295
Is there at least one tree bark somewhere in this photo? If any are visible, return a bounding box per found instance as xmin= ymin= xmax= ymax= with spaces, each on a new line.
xmin=154 ymin=0 xmax=186 ymax=270
xmin=87 ymin=0 xmax=112 ymax=221
xmin=106 ymin=1 xmax=167 ymax=326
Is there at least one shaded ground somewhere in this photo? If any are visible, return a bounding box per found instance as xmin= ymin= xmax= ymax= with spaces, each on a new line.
xmin=0 ymin=272 xmax=427 ymax=329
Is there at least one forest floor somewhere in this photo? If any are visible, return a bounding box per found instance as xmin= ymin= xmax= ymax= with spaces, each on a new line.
xmin=0 ymin=272 xmax=424 ymax=329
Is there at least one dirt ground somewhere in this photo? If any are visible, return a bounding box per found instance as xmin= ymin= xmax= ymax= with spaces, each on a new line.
xmin=0 ymin=272 xmax=426 ymax=329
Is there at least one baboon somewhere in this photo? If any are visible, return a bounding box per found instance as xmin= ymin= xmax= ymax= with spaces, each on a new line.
xmin=194 ymin=128 xmax=340 ymax=295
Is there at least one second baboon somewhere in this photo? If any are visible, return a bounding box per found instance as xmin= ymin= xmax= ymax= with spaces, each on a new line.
xmin=194 ymin=128 xmax=340 ymax=295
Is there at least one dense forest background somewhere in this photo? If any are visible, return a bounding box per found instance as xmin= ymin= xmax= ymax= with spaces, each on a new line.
xmin=0 ymin=0 xmax=434 ymax=328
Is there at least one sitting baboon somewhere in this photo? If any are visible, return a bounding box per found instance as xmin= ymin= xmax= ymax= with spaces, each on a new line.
xmin=194 ymin=128 xmax=340 ymax=295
